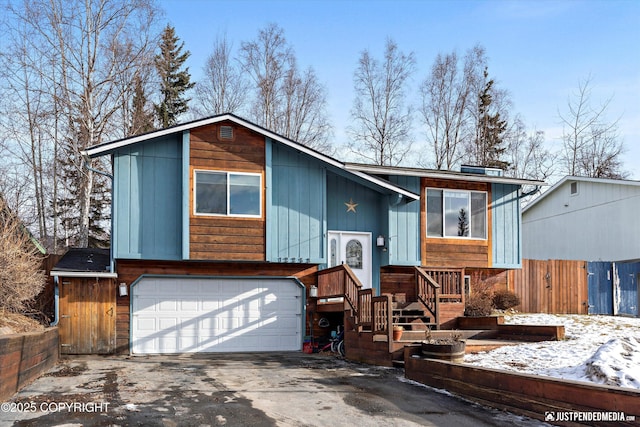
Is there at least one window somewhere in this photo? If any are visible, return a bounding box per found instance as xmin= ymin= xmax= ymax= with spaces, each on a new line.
xmin=426 ymin=189 xmax=487 ymax=239
xmin=345 ymin=239 xmax=363 ymax=269
xmin=195 ymin=170 xmax=261 ymax=217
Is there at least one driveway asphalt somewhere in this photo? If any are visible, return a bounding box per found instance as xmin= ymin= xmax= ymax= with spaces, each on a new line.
xmin=1 ymin=353 xmax=546 ymax=427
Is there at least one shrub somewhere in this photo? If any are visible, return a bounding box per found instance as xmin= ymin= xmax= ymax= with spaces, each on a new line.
xmin=492 ymin=290 xmax=521 ymax=310
xmin=0 ymin=198 xmax=45 ymax=313
xmin=464 ymin=294 xmax=493 ymax=317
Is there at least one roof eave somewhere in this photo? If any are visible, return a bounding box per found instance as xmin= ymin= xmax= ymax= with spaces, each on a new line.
xmin=345 ymin=163 xmax=546 ymax=187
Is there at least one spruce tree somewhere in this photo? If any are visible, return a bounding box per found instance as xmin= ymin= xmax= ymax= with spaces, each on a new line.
xmin=475 ymin=68 xmax=509 ymax=170
xmin=155 ymin=25 xmax=194 ymax=128
xmin=129 ymin=74 xmax=155 ymax=136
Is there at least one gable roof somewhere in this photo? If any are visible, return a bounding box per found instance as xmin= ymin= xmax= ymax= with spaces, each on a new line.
xmin=82 ymin=113 xmax=420 ymax=201
xmin=523 ymin=175 xmax=640 ymax=213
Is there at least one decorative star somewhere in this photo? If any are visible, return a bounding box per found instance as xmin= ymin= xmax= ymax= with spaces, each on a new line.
xmin=345 ymin=198 xmax=358 ymax=213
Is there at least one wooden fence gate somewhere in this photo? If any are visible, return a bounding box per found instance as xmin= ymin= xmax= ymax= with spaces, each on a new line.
xmin=58 ymin=277 xmax=116 ymax=354
xmin=508 ymin=259 xmax=589 ymax=314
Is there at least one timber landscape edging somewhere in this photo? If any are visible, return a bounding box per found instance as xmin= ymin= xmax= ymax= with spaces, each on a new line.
xmin=404 ymin=344 xmax=639 ymax=426
xmin=0 ymin=327 xmax=59 ymax=401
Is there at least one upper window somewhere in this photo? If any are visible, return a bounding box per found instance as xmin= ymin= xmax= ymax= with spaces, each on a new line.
xmin=194 ymin=170 xmax=261 ymax=217
xmin=426 ymin=189 xmax=487 ymax=239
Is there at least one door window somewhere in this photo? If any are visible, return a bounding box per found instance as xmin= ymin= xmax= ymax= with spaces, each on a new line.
xmin=345 ymin=239 xmax=363 ymax=269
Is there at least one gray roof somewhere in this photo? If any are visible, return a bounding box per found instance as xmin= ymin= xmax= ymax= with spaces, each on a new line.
xmin=53 ymin=248 xmax=111 ymax=273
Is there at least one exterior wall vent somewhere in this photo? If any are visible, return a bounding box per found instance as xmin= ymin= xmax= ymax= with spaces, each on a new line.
xmin=219 ymin=125 xmax=233 ymax=140
xmin=570 ymin=181 xmax=578 ymax=195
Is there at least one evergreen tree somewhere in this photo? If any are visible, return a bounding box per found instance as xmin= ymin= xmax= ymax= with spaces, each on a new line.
xmin=54 ymin=126 xmax=110 ymax=249
xmin=475 ymin=68 xmax=509 ymax=169
xmin=155 ymin=25 xmax=194 ymax=128
xmin=457 ymin=208 xmax=469 ymax=237
xmin=129 ymin=74 xmax=155 ymax=136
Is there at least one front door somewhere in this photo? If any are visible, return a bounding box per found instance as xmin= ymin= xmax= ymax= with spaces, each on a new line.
xmin=327 ymin=231 xmax=372 ymax=288
xmin=59 ymin=278 xmax=116 ymax=354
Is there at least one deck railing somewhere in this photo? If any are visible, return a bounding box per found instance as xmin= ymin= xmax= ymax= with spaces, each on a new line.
xmin=422 ymin=268 xmax=464 ymax=304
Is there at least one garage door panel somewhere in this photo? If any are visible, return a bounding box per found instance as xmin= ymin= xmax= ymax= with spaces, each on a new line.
xmin=132 ymin=278 xmax=303 ymax=354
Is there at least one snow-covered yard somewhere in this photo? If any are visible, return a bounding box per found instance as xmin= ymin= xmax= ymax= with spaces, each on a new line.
xmin=463 ymin=313 xmax=640 ymax=390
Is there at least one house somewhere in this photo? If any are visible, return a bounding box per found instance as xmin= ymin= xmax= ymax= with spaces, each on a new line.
xmin=522 ymin=176 xmax=640 ymax=317
xmin=522 ymin=176 xmax=640 ymax=262
xmin=53 ymin=113 xmax=543 ymax=358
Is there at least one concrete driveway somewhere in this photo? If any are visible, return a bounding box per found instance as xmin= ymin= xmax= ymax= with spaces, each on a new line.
xmin=1 ymin=353 xmax=546 ymax=427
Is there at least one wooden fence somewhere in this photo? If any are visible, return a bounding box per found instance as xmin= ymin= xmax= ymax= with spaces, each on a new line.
xmin=508 ymin=259 xmax=589 ymax=314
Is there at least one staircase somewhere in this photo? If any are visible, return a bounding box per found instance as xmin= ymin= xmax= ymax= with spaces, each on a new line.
xmin=316 ymin=264 xmax=464 ymax=366
xmin=392 ymin=301 xmax=435 ymax=332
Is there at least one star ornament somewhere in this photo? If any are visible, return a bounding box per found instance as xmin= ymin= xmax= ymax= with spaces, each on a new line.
xmin=345 ymin=198 xmax=358 ymax=213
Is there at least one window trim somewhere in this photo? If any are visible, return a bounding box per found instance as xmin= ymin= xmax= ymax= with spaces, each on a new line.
xmin=425 ymin=187 xmax=488 ymax=240
xmin=193 ymin=169 xmax=262 ymax=218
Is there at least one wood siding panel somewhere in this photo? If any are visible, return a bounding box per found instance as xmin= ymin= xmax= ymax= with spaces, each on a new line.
xmin=113 ymin=135 xmax=182 ymax=260
xmin=189 ymin=122 xmax=266 ymax=261
xmin=492 ymin=183 xmax=521 ymax=268
xmin=269 ymin=143 xmax=325 ymax=263
xmin=421 ymin=178 xmax=491 ymax=268
xmin=388 ymin=175 xmax=421 ymax=265
xmin=115 ymin=260 xmax=318 ymax=354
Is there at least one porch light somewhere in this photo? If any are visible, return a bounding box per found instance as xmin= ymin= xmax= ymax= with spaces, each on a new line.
xmin=309 ymin=285 xmax=318 ymax=298
xmin=376 ymin=235 xmax=385 ymax=247
xmin=119 ymin=282 xmax=128 ymax=297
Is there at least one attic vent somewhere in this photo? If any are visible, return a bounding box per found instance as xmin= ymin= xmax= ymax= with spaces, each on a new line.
xmin=219 ymin=126 xmax=233 ymax=139
xmin=570 ymin=181 xmax=578 ymax=195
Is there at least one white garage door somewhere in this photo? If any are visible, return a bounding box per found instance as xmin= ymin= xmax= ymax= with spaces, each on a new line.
xmin=131 ymin=277 xmax=303 ymax=354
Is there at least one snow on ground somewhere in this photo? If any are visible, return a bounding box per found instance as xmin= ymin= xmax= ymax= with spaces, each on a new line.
xmin=463 ymin=313 xmax=640 ymax=389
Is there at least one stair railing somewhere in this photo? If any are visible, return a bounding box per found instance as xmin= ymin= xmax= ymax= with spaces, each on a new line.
xmin=415 ymin=267 xmax=440 ymax=327
xmin=317 ymin=264 xmax=363 ymax=321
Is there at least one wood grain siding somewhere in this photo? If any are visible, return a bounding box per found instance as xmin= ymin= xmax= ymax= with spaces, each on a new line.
xmin=189 ymin=122 xmax=266 ymax=261
xmin=421 ymin=178 xmax=492 ymax=268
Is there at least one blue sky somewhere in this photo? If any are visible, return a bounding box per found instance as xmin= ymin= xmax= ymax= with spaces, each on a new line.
xmin=159 ymin=0 xmax=640 ymax=180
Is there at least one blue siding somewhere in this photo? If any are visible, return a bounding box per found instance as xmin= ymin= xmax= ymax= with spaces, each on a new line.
xmin=388 ymin=176 xmax=420 ymax=265
xmin=491 ymin=183 xmax=522 ymax=268
xmin=327 ymin=172 xmax=385 ymax=291
xmin=113 ymin=135 xmax=182 ymax=260
xmin=267 ymin=142 xmax=325 ymax=263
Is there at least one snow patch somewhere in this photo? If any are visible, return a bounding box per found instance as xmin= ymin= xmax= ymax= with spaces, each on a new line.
xmin=464 ymin=314 xmax=640 ymax=390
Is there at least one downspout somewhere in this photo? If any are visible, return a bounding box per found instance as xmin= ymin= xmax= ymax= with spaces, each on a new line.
xmin=520 ymin=185 xmax=541 ymax=199
xmin=50 ymin=276 xmax=60 ymax=326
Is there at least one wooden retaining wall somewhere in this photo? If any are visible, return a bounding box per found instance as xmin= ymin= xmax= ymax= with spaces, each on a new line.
xmin=0 ymin=328 xmax=59 ymax=401
xmin=405 ymin=346 xmax=639 ymax=427
xmin=508 ymin=259 xmax=589 ymax=314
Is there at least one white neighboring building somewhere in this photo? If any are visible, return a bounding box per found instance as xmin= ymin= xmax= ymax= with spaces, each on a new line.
xmin=522 ymin=176 xmax=640 ymax=262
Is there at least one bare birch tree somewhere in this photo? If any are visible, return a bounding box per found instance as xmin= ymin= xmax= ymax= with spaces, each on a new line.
xmin=506 ymin=116 xmax=554 ymax=181
xmin=193 ymin=34 xmax=248 ymax=117
xmin=348 ymin=38 xmax=416 ymax=166
xmin=1 ymin=0 xmax=160 ymax=249
xmin=419 ymin=45 xmax=485 ymax=169
xmin=559 ymin=76 xmax=627 ymax=178
xmin=240 ymin=23 xmax=332 ymax=151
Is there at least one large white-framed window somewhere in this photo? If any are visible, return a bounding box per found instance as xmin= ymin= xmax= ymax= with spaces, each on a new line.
xmin=194 ymin=170 xmax=262 ymax=217
xmin=426 ymin=189 xmax=487 ymax=239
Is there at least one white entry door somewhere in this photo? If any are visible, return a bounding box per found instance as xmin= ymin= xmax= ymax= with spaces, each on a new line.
xmin=327 ymin=231 xmax=372 ymax=288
